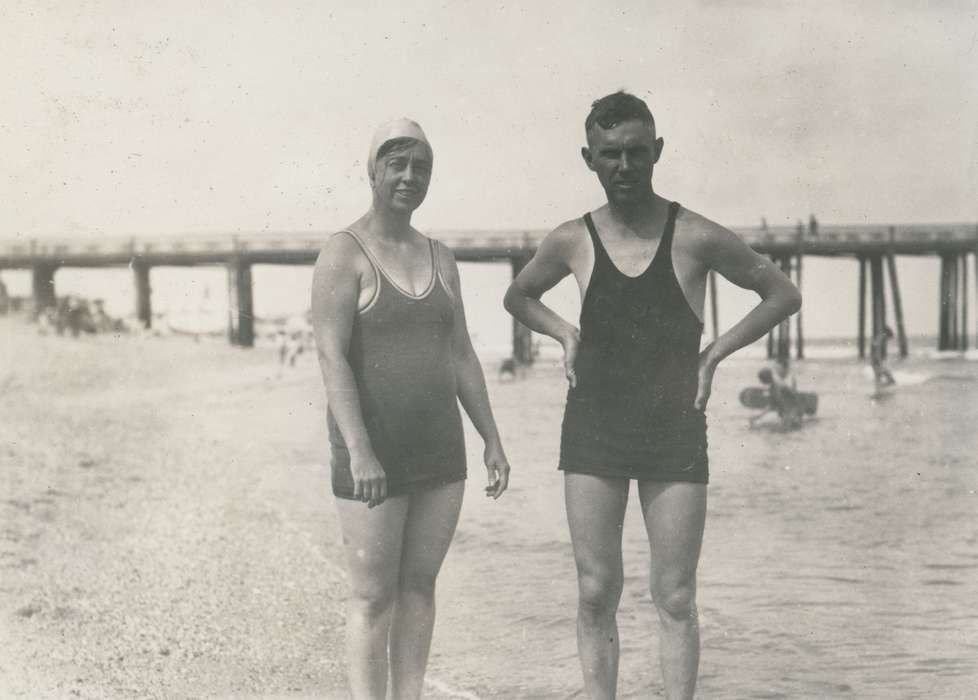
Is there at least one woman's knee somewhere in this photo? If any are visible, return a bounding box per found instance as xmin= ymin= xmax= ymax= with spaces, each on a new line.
xmin=398 ymin=566 xmax=438 ymax=597
xmin=577 ymin=569 xmax=623 ymax=616
xmin=348 ymin=579 xmax=398 ymax=619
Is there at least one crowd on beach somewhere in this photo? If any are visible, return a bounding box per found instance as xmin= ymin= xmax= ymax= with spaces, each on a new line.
xmin=0 ymin=276 xmax=131 ymax=338
xmin=0 ymin=277 xmax=316 ymax=360
xmin=34 ymin=296 xmax=129 ymax=338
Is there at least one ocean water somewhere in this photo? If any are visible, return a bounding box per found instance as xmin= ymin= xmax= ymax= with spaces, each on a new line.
xmin=421 ymin=356 xmax=978 ymax=699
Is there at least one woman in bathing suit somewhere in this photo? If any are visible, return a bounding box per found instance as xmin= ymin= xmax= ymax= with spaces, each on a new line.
xmin=311 ymin=119 xmax=511 ymax=700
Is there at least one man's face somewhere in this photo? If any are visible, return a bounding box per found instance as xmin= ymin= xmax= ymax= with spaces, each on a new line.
xmin=582 ymin=119 xmax=663 ymax=206
xmin=372 ymin=141 xmax=433 ymax=213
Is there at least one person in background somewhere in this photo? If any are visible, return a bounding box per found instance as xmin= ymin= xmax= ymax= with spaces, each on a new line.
xmin=753 ymin=361 xmax=801 ymax=429
xmin=276 ymin=314 xmax=309 ymax=376
xmin=870 ymin=326 xmax=896 ymax=391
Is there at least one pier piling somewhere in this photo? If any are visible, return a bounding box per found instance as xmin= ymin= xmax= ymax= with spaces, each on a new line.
xmin=31 ymin=263 xmax=58 ymax=313
xmin=958 ymin=253 xmax=968 ymax=351
xmin=795 ymin=253 xmax=804 ymax=359
xmin=885 ymin=253 xmax=908 ymax=357
xmin=857 ymin=256 xmax=867 ymax=359
xmin=766 ymin=255 xmax=777 ymax=359
xmin=948 ymin=255 xmax=961 ymax=350
xmin=939 ymin=254 xmax=955 ymax=351
xmin=227 ymin=258 xmax=254 ymax=347
xmin=870 ymin=255 xmax=886 ymax=357
xmin=133 ymin=261 xmax=152 ymax=329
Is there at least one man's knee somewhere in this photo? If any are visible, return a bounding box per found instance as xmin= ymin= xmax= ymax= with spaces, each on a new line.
xmin=577 ymin=570 xmax=622 ymax=617
xmin=651 ymin=578 xmax=697 ymax=622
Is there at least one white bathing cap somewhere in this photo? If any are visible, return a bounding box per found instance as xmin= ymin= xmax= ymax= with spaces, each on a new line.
xmin=367 ymin=118 xmax=431 ymax=182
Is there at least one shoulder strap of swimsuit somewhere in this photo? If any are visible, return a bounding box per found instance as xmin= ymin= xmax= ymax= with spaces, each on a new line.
xmin=658 ymin=202 xmax=681 ymax=263
xmin=331 ymin=229 xmax=383 ymax=309
xmin=332 ymin=229 xmax=377 ymax=267
xmin=431 ymin=238 xmax=455 ymax=304
xmin=582 ymin=212 xmax=611 ymax=266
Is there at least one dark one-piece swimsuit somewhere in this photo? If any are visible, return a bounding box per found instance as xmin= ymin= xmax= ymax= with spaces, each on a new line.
xmin=559 ymin=201 xmax=709 ymax=483
xmin=327 ymin=231 xmax=467 ymax=499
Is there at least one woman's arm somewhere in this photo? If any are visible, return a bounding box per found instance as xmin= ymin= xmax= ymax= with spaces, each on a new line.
xmin=311 ymin=234 xmax=387 ymax=507
xmin=439 ymin=243 xmax=511 ymax=499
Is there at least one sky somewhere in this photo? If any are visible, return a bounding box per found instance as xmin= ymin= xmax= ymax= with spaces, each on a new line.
xmin=1 ymin=1 xmax=976 ymax=342
xmin=2 ymin=0 xmax=976 ymax=239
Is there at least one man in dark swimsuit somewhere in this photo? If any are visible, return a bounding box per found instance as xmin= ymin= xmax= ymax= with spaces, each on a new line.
xmin=504 ymin=92 xmax=801 ymax=699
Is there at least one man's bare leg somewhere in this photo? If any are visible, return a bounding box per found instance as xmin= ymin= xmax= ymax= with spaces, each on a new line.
xmin=565 ymin=473 xmax=630 ymax=700
xmin=389 ymin=481 xmax=464 ymax=700
xmin=638 ymin=481 xmax=707 ymax=700
xmin=334 ymin=495 xmax=410 ymax=699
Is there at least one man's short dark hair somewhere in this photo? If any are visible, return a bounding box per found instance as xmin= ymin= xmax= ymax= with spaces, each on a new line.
xmin=585 ymin=91 xmax=655 ymax=135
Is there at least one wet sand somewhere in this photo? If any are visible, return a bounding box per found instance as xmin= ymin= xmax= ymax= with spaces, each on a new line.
xmin=2 ymin=317 xmax=977 ymax=698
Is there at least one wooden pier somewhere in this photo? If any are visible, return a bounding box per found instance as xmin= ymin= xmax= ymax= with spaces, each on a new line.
xmin=1 ymin=221 xmax=977 ymax=359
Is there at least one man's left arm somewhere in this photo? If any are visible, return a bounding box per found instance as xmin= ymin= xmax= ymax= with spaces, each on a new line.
xmin=694 ymin=223 xmax=802 ymax=410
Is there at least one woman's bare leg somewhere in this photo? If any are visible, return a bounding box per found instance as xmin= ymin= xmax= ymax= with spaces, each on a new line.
xmin=335 ymin=495 xmax=410 ymax=699
xmin=389 ymin=480 xmax=465 ymax=700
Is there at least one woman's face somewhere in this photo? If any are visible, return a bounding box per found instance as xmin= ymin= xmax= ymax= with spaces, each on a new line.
xmin=372 ymin=141 xmax=433 ymax=213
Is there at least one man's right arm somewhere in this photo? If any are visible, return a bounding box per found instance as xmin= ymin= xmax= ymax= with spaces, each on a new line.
xmin=503 ymin=222 xmax=581 ymax=385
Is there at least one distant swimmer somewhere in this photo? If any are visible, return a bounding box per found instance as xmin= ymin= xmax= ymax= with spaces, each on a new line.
xmin=742 ymin=361 xmax=817 ymax=429
xmin=275 ymin=314 xmax=308 ymax=375
xmin=871 ymin=326 xmax=896 ymax=392
xmin=504 ymin=91 xmax=801 ymax=700
xmin=311 ymin=118 xmax=510 ymax=700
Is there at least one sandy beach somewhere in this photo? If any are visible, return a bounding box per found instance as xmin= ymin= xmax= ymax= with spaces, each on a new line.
xmin=0 ymin=318 xmax=351 ymax=698
xmin=2 ymin=316 xmax=977 ymax=699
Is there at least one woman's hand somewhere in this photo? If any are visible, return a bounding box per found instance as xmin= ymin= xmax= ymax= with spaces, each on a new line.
xmin=350 ymin=447 xmax=388 ymax=508
xmin=560 ymin=327 xmax=581 ymax=388
xmin=483 ymin=440 xmax=511 ymax=499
